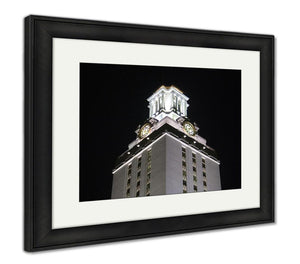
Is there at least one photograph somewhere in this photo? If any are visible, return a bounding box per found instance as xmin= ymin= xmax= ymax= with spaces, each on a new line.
xmin=23 ymin=14 xmax=274 ymax=251
xmin=80 ymin=63 xmax=241 ymax=201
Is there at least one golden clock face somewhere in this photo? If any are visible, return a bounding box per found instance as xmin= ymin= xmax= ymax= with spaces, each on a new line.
xmin=139 ymin=123 xmax=151 ymax=139
xmin=183 ymin=121 xmax=195 ymax=136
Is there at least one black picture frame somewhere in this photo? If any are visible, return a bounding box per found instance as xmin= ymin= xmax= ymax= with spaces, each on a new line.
xmin=24 ymin=15 xmax=274 ymax=252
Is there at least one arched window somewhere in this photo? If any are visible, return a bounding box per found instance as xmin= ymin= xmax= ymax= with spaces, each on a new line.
xmin=150 ymin=101 xmax=153 ymax=116
xmin=159 ymin=96 xmax=162 ymax=110
xmin=178 ymin=99 xmax=181 ymax=113
xmin=173 ymin=94 xmax=177 ymax=110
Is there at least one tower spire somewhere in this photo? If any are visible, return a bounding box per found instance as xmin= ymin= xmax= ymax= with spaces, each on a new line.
xmin=147 ymin=85 xmax=189 ymax=121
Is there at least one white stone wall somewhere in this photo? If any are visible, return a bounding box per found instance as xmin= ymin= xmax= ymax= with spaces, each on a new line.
xmin=111 ymin=134 xmax=221 ymax=199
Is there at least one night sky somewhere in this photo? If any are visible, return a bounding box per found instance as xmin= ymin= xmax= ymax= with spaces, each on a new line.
xmin=80 ymin=63 xmax=241 ymax=202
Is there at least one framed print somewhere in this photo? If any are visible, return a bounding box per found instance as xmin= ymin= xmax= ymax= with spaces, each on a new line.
xmin=24 ymin=15 xmax=274 ymax=251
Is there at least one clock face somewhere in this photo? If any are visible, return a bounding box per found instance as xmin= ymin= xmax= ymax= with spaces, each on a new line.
xmin=139 ymin=123 xmax=151 ymax=139
xmin=183 ymin=121 xmax=195 ymax=136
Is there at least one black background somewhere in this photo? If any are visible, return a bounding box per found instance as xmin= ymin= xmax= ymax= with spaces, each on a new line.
xmin=80 ymin=63 xmax=241 ymax=202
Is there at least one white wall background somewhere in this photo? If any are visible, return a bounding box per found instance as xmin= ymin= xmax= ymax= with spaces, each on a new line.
xmin=0 ymin=0 xmax=297 ymax=262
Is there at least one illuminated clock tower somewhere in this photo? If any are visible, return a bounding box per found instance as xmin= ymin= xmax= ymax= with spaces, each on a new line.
xmin=111 ymin=85 xmax=221 ymax=199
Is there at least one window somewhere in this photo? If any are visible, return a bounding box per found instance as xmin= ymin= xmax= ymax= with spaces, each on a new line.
xmin=193 ymin=168 xmax=198 ymax=191
xmin=192 ymin=158 xmax=196 ymax=164
xmin=147 ymin=150 xmax=152 ymax=173
xmin=146 ymin=149 xmax=152 ymax=196
xmin=147 ymin=149 xmax=151 ymax=160
xmin=182 ymin=147 xmax=188 ymax=193
xmin=146 ymin=185 xmax=150 ymax=195
xmin=192 ymin=153 xmax=196 ymax=158
xmin=136 ymin=170 xmax=141 ymax=192
xmin=202 ymin=158 xmax=206 ymax=169
xmin=146 ymin=173 xmax=150 ymax=181
xmin=203 ymin=158 xmax=207 ymax=191
xmin=136 ymin=191 xmax=140 ymax=197
xmin=138 ymin=156 xmax=142 ymax=168
xmin=136 ymin=157 xmax=141 ymax=193
xmin=193 ymin=166 xmax=196 ymax=172
xmin=178 ymin=99 xmax=181 ymax=112
xmin=126 ymin=164 xmax=132 ymax=197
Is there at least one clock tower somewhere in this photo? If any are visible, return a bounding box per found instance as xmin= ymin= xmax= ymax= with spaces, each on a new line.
xmin=111 ymin=85 xmax=221 ymax=199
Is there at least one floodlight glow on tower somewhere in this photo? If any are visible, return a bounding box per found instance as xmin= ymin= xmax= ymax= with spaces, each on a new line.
xmin=111 ymin=85 xmax=221 ymax=199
